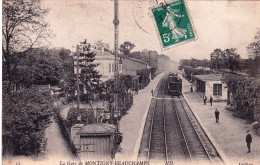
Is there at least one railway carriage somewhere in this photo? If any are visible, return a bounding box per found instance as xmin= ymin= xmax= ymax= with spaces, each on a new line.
xmin=168 ymin=74 xmax=182 ymax=96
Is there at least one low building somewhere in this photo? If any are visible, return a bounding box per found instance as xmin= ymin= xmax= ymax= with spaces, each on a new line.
xmin=121 ymin=57 xmax=150 ymax=76
xmin=76 ymin=123 xmax=117 ymax=160
xmin=193 ymin=74 xmax=227 ymax=101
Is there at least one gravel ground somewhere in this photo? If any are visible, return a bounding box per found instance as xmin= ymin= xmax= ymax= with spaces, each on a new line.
xmin=180 ymin=74 xmax=260 ymax=165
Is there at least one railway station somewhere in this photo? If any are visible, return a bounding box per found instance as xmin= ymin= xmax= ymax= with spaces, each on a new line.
xmin=115 ymin=72 xmax=260 ymax=165
xmin=2 ymin=0 xmax=260 ymax=165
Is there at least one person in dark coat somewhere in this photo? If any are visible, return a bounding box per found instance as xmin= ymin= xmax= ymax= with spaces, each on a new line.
xmin=246 ymin=130 xmax=252 ymax=153
xmin=215 ymin=109 xmax=220 ymax=123
xmin=190 ymin=84 xmax=193 ymax=92
xmin=203 ymin=96 xmax=207 ymax=105
xmin=209 ymin=96 xmax=213 ymax=106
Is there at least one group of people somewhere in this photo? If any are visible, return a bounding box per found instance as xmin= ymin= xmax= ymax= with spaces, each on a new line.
xmin=203 ymin=95 xmax=213 ymax=106
xmin=190 ymin=84 xmax=253 ymax=153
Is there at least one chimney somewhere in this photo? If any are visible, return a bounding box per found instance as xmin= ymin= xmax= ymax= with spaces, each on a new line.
xmin=101 ymin=47 xmax=104 ymax=55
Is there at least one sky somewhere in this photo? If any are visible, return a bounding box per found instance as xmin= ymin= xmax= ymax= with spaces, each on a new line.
xmin=41 ymin=0 xmax=260 ymax=62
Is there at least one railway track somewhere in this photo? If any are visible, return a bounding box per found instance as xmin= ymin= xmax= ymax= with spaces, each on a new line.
xmin=139 ymin=75 xmax=223 ymax=164
xmin=148 ymin=77 xmax=167 ymax=161
xmin=177 ymin=96 xmax=224 ymax=164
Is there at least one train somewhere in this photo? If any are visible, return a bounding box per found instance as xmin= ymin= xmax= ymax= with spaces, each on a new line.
xmin=168 ymin=73 xmax=182 ymax=96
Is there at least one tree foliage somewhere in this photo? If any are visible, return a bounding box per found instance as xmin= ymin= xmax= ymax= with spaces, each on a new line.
xmin=180 ymin=58 xmax=211 ymax=68
xmin=247 ymin=30 xmax=260 ymax=59
xmin=119 ymin=41 xmax=135 ymax=57
xmin=223 ymin=74 xmax=260 ymax=122
xmin=77 ymin=40 xmax=102 ymax=101
xmin=2 ymin=85 xmax=54 ymax=155
xmin=210 ymin=48 xmax=242 ymax=73
xmin=2 ymin=0 xmax=52 ymax=85
xmin=130 ymin=50 xmax=158 ymax=69
xmin=13 ymin=48 xmax=72 ymax=87
xmin=246 ymin=30 xmax=260 ymax=76
xmin=66 ymin=108 xmax=95 ymax=129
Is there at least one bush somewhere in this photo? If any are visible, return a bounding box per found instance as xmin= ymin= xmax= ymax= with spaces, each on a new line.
xmin=66 ymin=108 xmax=95 ymax=129
xmin=223 ymin=74 xmax=260 ymax=122
xmin=2 ymin=88 xmax=54 ymax=156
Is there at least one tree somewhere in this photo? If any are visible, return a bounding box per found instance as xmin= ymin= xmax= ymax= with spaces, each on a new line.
xmin=247 ymin=30 xmax=260 ymax=76
xmin=78 ymin=41 xmax=102 ymax=102
xmin=223 ymin=74 xmax=260 ymax=122
xmin=119 ymin=41 xmax=135 ymax=57
xmin=224 ymin=48 xmax=241 ymax=73
xmin=94 ymin=40 xmax=110 ymax=51
xmin=247 ymin=30 xmax=260 ymax=59
xmin=2 ymin=0 xmax=52 ymax=86
xmin=210 ymin=48 xmax=225 ymax=70
xmin=16 ymin=48 xmax=68 ymax=86
xmin=2 ymin=85 xmax=54 ymax=156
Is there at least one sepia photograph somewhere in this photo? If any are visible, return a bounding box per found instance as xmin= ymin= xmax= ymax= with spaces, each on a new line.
xmin=2 ymin=0 xmax=260 ymax=165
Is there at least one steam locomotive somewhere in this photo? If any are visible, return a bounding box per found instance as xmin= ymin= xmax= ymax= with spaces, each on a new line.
xmin=168 ymin=73 xmax=182 ymax=96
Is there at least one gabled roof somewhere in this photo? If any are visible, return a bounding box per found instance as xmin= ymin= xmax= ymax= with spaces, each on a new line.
xmin=124 ymin=57 xmax=148 ymax=65
xmin=77 ymin=123 xmax=116 ymax=136
xmin=194 ymin=74 xmax=222 ymax=82
xmin=93 ymin=49 xmax=115 ymax=59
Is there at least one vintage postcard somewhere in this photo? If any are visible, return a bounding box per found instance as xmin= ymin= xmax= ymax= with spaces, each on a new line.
xmin=2 ymin=0 xmax=260 ymax=165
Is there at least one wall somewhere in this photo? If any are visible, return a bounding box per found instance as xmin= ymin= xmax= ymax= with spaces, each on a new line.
xmin=205 ymin=81 xmax=227 ymax=101
xmin=122 ymin=58 xmax=147 ymax=76
xmin=79 ymin=135 xmax=113 ymax=160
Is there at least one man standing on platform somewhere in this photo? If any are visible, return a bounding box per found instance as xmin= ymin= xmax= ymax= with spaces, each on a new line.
xmin=246 ymin=130 xmax=252 ymax=153
xmin=203 ymin=95 xmax=207 ymax=105
xmin=215 ymin=109 xmax=220 ymax=123
xmin=209 ymin=96 xmax=213 ymax=106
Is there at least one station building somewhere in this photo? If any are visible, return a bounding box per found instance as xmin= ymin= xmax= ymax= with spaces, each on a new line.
xmin=193 ymin=74 xmax=228 ymax=101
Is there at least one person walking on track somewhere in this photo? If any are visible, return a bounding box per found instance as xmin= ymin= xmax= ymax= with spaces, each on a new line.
xmin=215 ymin=109 xmax=220 ymax=123
xmin=246 ymin=130 xmax=252 ymax=153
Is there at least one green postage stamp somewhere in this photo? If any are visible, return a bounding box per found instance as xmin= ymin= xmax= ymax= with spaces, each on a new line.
xmin=151 ymin=0 xmax=196 ymax=49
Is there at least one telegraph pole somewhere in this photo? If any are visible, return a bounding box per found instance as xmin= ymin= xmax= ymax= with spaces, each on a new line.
xmin=76 ymin=45 xmax=80 ymax=110
xmin=113 ymin=0 xmax=119 ymax=127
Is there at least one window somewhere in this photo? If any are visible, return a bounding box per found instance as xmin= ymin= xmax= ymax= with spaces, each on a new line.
xmin=213 ymin=84 xmax=222 ymax=96
xmin=109 ymin=63 xmax=111 ymax=73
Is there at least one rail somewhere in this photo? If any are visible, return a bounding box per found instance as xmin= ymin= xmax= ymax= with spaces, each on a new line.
xmin=178 ymin=95 xmax=212 ymax=163
xmin=147 ymin=76 xmax=168 ymax=162
xmin=172 ymin=97 xmax=193 ymax=162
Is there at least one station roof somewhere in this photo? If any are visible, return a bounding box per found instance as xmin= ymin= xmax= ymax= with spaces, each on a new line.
xmin=193 ymin=74 xmax=223 ymax=82
xmin=77 ymin=123 xmax=116 ymax=136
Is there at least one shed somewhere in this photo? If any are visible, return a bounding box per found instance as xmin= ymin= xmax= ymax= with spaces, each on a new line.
xmin=77 ymin=123 xmax=116 ymax=160
xmin=193 ymin=74 xmax=227 ymax=101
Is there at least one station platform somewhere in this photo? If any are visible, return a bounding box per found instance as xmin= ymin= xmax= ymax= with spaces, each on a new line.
xmin=181 ymin=75 xmax=260 ymax=165
xmin=115 ymin=73 xmax=164 ymax=160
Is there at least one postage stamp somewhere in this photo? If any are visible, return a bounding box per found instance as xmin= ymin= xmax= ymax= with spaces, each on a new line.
xmin=151 ymin=0 xmax=196 ymax=49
